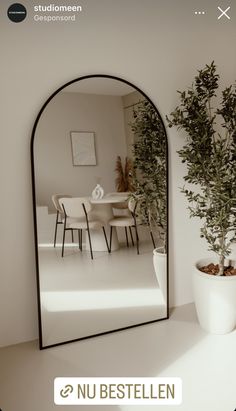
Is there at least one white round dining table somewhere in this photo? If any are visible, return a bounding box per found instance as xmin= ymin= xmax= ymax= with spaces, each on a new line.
xmin=87 ymin=194 xmax=129 ymax=252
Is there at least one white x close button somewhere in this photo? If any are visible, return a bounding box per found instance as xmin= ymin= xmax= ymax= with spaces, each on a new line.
xmin=218 ymin=6 xmax=231 ymax=20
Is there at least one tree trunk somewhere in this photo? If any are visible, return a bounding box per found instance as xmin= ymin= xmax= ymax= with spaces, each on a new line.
xmin=218 ymin=255 xmax=225 ymax=276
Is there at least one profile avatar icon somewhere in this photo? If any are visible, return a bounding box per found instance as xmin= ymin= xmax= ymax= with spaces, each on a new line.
xmin=7 ymin=3 xmax=27 ymax=22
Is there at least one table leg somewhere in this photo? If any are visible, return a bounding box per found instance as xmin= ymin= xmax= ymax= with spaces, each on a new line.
xmin=85 ymin=203 xmax=119 ymax=251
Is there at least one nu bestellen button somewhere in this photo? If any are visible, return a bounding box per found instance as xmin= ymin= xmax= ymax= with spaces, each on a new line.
xmin=54 ymin=377 xmax=182 ymax=405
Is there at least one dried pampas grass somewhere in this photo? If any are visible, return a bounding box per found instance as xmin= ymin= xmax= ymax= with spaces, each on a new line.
xmin=115 ymin=156 xmax=135 ymax=192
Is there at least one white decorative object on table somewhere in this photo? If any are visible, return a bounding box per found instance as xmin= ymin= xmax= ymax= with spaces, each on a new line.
xmin=92 ymin=184 xmax=104 ymax=200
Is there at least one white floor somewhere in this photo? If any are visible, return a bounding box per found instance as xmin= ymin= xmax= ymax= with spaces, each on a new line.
xmin=0 ymin=303 xmax=236 ymax=411
xmin=38 ymin=238 xmax=166 ymax=347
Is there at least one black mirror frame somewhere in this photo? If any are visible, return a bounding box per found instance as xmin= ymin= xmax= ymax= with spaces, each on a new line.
xmin=30 ymin=74 xmax=169 ymax=350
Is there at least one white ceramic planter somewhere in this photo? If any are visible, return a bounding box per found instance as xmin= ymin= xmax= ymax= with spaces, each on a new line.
xmin=153 ymin=247 xmax=167 ymax=302
xmin=193 ymin=258 xmax=236 ymax=334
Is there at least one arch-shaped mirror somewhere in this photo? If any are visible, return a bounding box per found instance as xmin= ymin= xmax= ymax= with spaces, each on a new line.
xmin=31 ymin=75 xmax=169 ymax=349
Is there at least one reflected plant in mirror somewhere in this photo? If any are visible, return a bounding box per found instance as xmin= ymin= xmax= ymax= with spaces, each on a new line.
xmin=31 ymin=75 xmax=169 ymax=348
xmin=131 ymin=99 xmax=167 ymax=253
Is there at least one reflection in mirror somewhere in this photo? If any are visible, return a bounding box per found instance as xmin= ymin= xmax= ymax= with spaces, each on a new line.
xmin=32 ymin=75 xmax=168 ymax=348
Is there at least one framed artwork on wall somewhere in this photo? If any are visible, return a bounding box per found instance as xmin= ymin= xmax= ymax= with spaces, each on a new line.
xmin=70 ymin=131 xmax=96 ymax=166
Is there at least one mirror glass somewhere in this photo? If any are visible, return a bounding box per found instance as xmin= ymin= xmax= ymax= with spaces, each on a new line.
xmin=32 ymin=75 xmax=168 ymax=348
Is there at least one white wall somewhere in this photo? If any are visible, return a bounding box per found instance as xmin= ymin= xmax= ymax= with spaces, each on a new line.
xmin=0 ymin=0 xmax=235 ymax=347
xmin=35 ymin=92 xmax=127 ymax=211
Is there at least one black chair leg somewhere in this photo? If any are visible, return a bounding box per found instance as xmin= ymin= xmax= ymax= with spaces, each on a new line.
xmin=71 ymin=229 xmax=74 ymax=243
xmin=109 ymin=226 xmax=113 ymax=251
xmin=134 ymin=223 xmax=139 ymax=255
xmin=61 ymin=227 xmax=66 ymax=257
xmin=150 ymin=230 xmax=156 ymax=249
xmin=54 ymin=211 xmax=59 ymax=247
xmin=87 ymin=227 xmax=93 ymax=260
xmin=80 ymin=230 xmax=83 ymax=251
xmin=77 ymin=230 xmax=83 ymax=251
xmin=129 ymin=226 xmax=134 ymax=246
xmin=125 ymin=227 xmax=129 ymax=247
xmin=102 ymin=227 xmax=110 ymax=253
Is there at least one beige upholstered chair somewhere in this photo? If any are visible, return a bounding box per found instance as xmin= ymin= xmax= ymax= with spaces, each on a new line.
xmin=109 ymin=197 xmax=156 ymax=254
xmin=59 ymin=197 xmax=110 ymax=259
xmin=52 ymin=194 xmax=72 ymax=247
xmin=107 ymin=192 xmax=135 ymax=247
xmin=109 ymin=198 xmax=140 ymax=254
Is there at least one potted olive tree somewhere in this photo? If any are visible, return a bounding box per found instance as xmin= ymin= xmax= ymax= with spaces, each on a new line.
xmin=131 ymin=99 xmax=168 ymax=300
xmin=167 ymin=62 xmax=236 ymax=333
